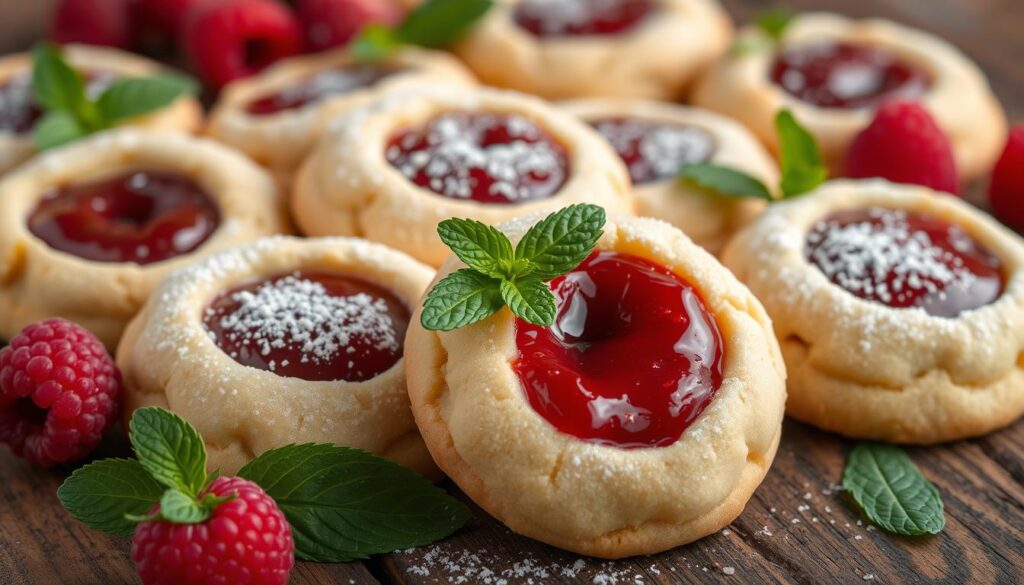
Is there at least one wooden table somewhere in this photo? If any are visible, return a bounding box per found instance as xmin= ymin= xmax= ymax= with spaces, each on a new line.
xmin=2 ymin=0 xmax=1023 ymax=583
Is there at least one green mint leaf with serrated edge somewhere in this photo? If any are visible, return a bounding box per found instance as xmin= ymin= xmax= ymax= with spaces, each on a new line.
xmin=756 ymin=9 xmax=794 ymax=40
xmin=150 ymin=489 xmax=213 ymax=524
xmin=352 ymin=0 xmax=492 ymax=60
xmin=96 ymin=74 xmax=198 ymax=123
xmin=515 ymin=203 xmax=606 ymax=280
xmin=776 ymin=109 xmax=828 ymax=198
xmin=843 ymin=443 xmax=945 ymax=536
xmin=421 ymin=269 xmax=504 ymax=331
xmin=238 ymin=444 xmax=472 ymax=562
xmin=31 ymin=43 xmax=87 ymax=114
xmin=438 ymin=218 xmax=515 ymax=278
xmin=33 ymin=110 xmax=87 ymax=150
xmin=57 ymin=459 xmax=165 ymax=537
xmin=500 ymin=279 xmax=556 ymax=326
xmin=129 ymin=407 xmax=209 ymax=497
xmin=681 ymin=163 xmax=774 ymax=200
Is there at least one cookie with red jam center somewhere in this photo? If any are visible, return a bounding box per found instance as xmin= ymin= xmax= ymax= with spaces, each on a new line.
xmin=28 ymin=171 xmax=220 ymax=265
xmin=589 ymin=117 xmax=716 ymax=185
xmin=514 ymin=251 xmax=724 ymax=448
xmin=513 ymin=0 xmax=657 ymax=38
xmin=771 ymin=41 xmax=930 ymax=109
xmin=204 ymin=272 xmax=409 ymax=382
xmin=806 ymin=208 xmax=1003 ymax=317
xmin=386 ymin=112 xmax=570 ymax=204
xmin=246 ymin=64 xmax=404 ymax=115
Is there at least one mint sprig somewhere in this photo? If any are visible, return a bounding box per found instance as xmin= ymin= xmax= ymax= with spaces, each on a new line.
xmin=843 ymin=443 xmax=945 ymax=536
xmin=30 ymin=43 xmax=198 ymax=150
xmin=58 ymin=407 xmax=472 ymax=562
xmin=353 ymin=0 xmax=493 ymax=61
xmin=421 ymin=204 xmax=606 ymax=331
xmin=679 ymin=109 xmax=827 ymax=201
xmin=756 ymin=9 xmax=795 ymax=41
xmin=238 ymin=444 xmax=471 ymax=562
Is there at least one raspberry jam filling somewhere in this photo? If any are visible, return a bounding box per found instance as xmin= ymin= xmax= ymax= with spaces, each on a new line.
xmin=771 ymin=41 xmax=930 ymax=109
xmin=806 ymin=208 xmax=1004 ymax=317
xmin=590 ymin=117 xmax=716 ymax=185
xmin=28 ymin=171 xmax=220 ymax=265
xmin=513 ymin=252 xmax=724 ymax=448
xmin=246 ymin=65 xmax=404 ymax=115
xmin=514 ymin=0 xmax=657 ymax=38
xmin=386 ymin=111 xmax=569 ymax=204
xmin=203 ymin=272 xmax=409 ymax=382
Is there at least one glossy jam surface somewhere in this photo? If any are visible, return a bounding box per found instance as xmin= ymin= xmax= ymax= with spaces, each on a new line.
xmin=0 ymin=72 xmax=114 ymax=134
xmin=513 ymin=252 xmax=724 ymax=448
xmin=514 ymin=0 xmax=657 ymax=38
xmin=28 ymin=171 xmax=220 ymax=265
xmin=246 ymin=65 xmax=403 ymax=115
xmin=386 ymin=111 xmax=569 ymax=204
xmin=771 ymin=41 xmax=930 ymax=109
xmin=806 ymin=208 xmax=1005 ymax=317
xmin=590 ymin=117 xmax=716 ymax=185
xmin=204 ymin=272 xmax=410 ymax=382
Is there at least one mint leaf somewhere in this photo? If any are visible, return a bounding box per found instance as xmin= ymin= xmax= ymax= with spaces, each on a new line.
xmin=757 ymin=9 xmax=794 ymax=40
xmin=351 ymin=25 xmax=403 ymax=61
xmin=500 ymin=279 xmax=556 ymax=326
xmin=421 ymin=269 xmax=503 ymax=331
xmin=31 ymin=44 xmax=87 ymax=114
xmin=843 ymin=443 xmax=945 ymax=536
xmin=151 ymin=489 xmax=212 ymax=524
xmin=776 ymin=109 xmax=828 ymax=198
xmin=396 ymin=0 xmax=492 ymax=48
xmin=438 ymin=218 xmax=515 ymax=278
xmin=129 ymin=407 xmax=208 ymax=497
xmin=96 ymin=74 xmax=198 ymax=123
xmin=515 ymin=203 xmax=605 ymax=279
xmin=238 ymin=444 xmax=472 ymax=562
xmin=681 ymin=163 xmax=774 ymax=200
xmin=33 ymin=110 xmax=87 ymax=150
xmin=57 ymin=459 xmax=164 ymax=537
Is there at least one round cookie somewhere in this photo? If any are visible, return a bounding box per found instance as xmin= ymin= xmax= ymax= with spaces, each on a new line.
xmin=454 ymin=0 xmax=733 ymax=100
xmin=0 ymin=44 xmax=203 ymax=176
xmin=406 ymin=213 xmax=786 ymax=558
xmin=722 ymin=179 xmax=1024 ymax=443
xmin=118 ymin=236 xmax=439 ymax=478
xmin=0 ymin=129 xmax=289 ymax=347
xmin=206 ymin=47 xmax=475 ymax=186
xmin=692 ymin=12 xmax=1006 ymax=181
xmin=294 ymin=87 xmax=634 ymax=267
xmin=564 ymin=98 xmax=778 ymax=255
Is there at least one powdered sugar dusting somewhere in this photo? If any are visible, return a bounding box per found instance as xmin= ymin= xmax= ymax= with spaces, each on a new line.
xmin=591 ymin=117 xmax=715 ymax=184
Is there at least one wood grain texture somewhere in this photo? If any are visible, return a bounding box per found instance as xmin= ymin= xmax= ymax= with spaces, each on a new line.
xmin=1 ymin=1 xmax=1023 ymax=584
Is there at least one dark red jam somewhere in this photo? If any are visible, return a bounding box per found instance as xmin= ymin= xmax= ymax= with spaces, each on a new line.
xmin=771 ymin=41 xmax=930 ymax=109
xmin=0 ymin=72 xmax=116 ymax=135
xmin=28 ymin=171 xmax=219 ymax=265
xmin=806 ymin=208 xmax=1004 ymax=317
xmin=513 ymin=252 xmax=724 ymax=448
xmin=245 ymin=65 xmax=403 ymax=115
xmin=590 ymin=117 xmax=716 ymax=185
xmin=514 ymin=0 xmax=657 ymax=38
xmin=386 ymin=111 xmax=569 ymax=204
xmin=203 ymin=272 xmax=410 ymax=382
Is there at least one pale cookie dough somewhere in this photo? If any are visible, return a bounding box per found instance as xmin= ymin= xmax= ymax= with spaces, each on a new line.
xmin=206 ymin=47 xmax=475 ymax=187
xmin=406 ymin=214 xmax=786 ymax=558
xmin=453 ymin=0 xmax=732 ymax=101
xmin=564 ymin=99 xmax=779 ymax=255
xmin=0 ymin=129 xmax=289 ymax=347
xmin=722 ymin=179 xmax=1024 ymax=443
xmin=692 ymin=13 xmax=1007 ymax=181
xmin=294 ymin=87 xmax=634 ymax=267
xmin=118 ymin=236 xmax=439 ymax=478
xmin=0 ymin=44 xmax=203 ymax=176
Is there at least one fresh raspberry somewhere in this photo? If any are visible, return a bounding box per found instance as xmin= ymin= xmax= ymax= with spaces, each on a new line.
xmin=183 ymin=0 xmax=303 ymax=89
xmin=0 ymin=319 xmax=121 ymax=467
xmin=50 ymin=0 xmax=136 ymax=49
xmin=134 ymin=0 xmax=215 ymax=41
xmin=989 ymin=126 xmax=1024 ymax=231
xmin=843 ymin=100 xmax=960 ymax=195
xmin=296 ymin=0 xmax=402 ymax=52
xmin=132 ymin=477 xmax=295 ymax=585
